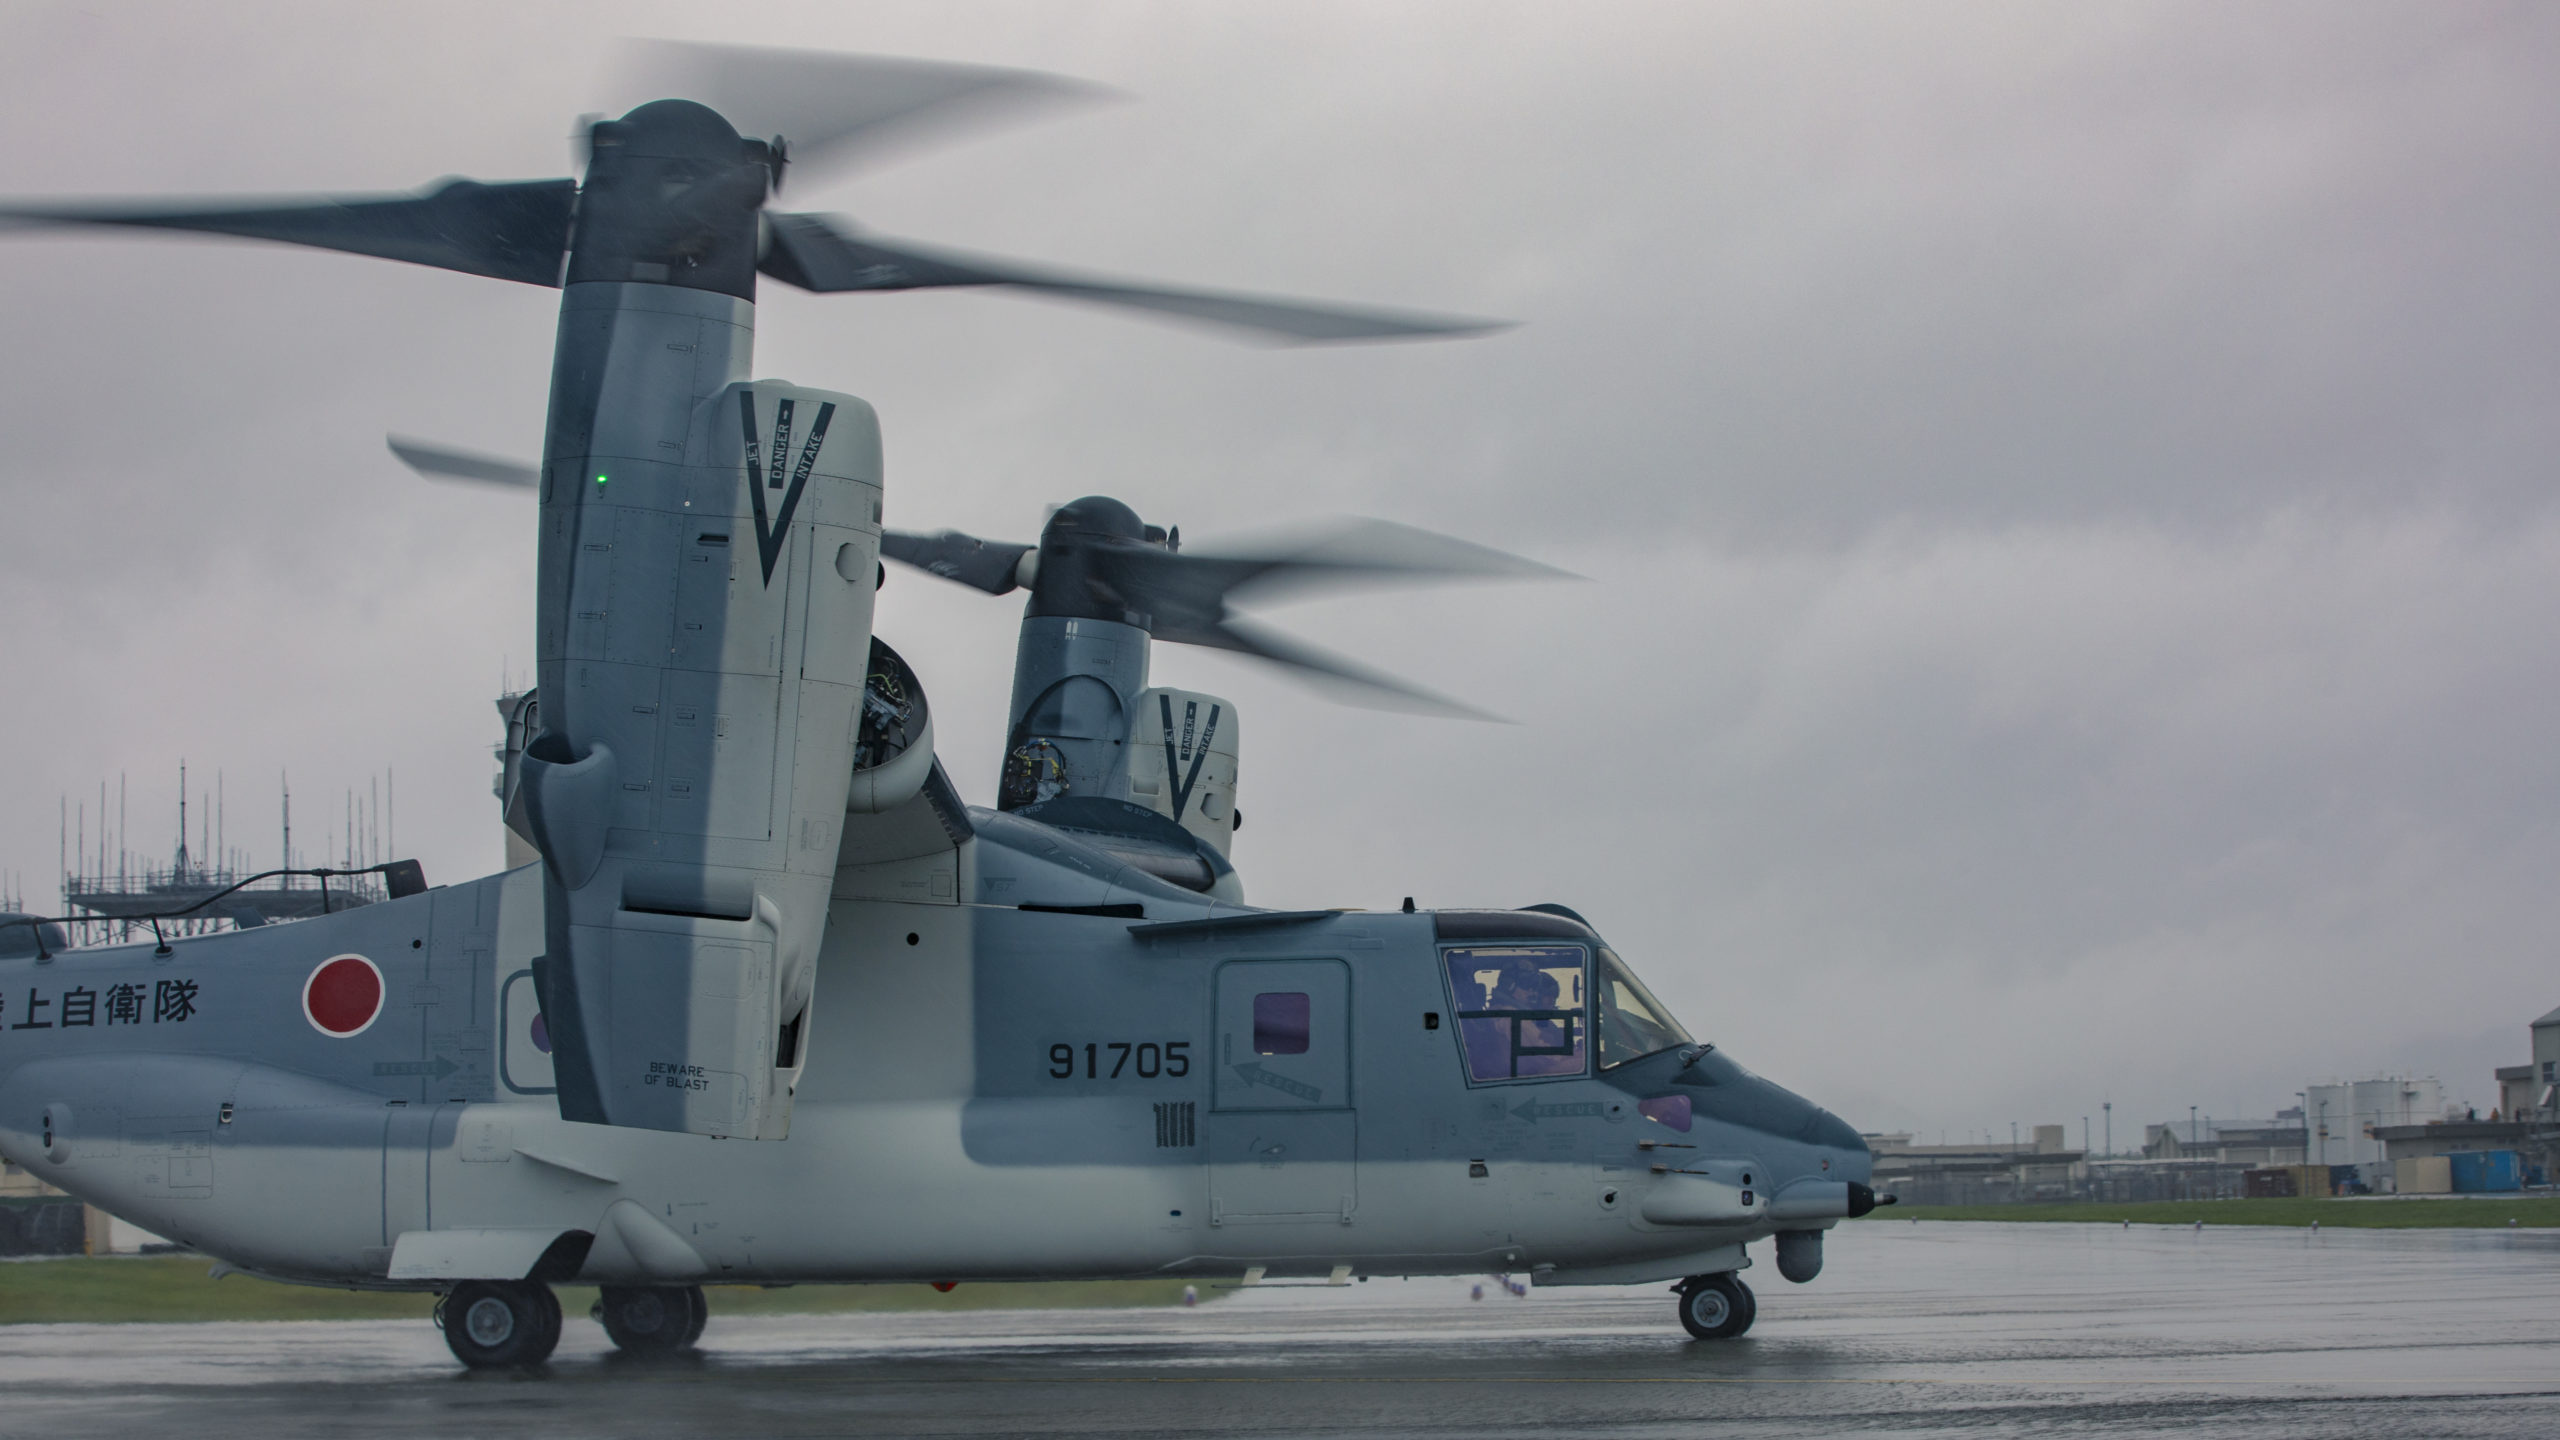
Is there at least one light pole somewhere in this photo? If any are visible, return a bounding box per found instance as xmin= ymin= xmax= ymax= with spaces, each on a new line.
xmin=2103 ymin=1101 xmax=2112 ymax=1159
xmin=2191 ymin=1105 xmax=2199 ymax=1148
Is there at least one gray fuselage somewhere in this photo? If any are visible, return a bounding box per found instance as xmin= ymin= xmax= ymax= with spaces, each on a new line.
xmin=0 ymin=810 xmax=1869 ymax=1292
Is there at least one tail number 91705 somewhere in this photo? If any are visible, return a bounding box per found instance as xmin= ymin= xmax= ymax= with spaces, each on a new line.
xmin=1049 ymin=1041 xmax=1191 ymax=1080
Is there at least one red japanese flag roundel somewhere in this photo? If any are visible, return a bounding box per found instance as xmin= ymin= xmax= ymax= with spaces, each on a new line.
xmin=304 ymin=954 xmax=383 ymax=1037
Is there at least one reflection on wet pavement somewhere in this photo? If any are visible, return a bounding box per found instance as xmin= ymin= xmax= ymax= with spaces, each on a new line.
xmin=3 ymin=1222 xmax=2555 ymax=1438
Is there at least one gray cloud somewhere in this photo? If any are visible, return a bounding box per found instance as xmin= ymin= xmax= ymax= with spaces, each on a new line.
xmin=2 ymin=0 xmax=2552 ymax=1139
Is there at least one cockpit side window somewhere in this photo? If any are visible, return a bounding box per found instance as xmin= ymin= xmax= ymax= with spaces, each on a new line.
xmin=1442 ymin=945 xmax=1587 ymax=1082
xmin=1595 ymin=947 xmax=1692 ymax=1070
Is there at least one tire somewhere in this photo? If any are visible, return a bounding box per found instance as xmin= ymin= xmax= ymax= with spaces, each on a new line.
xmin=532 ymin=1283 xmax=563 ymax=1354
xmin=598 ymin=1284 xmax=701 ymax=1356
xmin=1677 ymin=1272 xmax=1754 ymax=1341
xmin=442 ymin=1281 xmax=561 ymax=1368
xmin=681 ymin=1284 xmax=709 ymax=1345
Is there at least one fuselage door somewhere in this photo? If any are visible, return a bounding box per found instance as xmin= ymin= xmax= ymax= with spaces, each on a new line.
xmin=1207 ymin=958 xmax=1355 ymax=1227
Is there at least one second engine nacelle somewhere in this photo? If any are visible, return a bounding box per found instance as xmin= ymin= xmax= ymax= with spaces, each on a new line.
xmin=1125 ymin=687 xmax=1239 ymax=859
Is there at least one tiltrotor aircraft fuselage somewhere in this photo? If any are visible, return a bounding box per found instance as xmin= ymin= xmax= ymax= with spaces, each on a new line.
xmin=0 ymin=49 xmax=1878 ymax=1366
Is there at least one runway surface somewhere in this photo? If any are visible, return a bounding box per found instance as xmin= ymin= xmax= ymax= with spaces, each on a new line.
xmin=5 ymin=1221 xmax=2555 ymax=1438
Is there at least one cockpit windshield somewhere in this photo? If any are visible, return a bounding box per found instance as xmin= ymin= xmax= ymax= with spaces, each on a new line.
xmin=1444 ymin=946 xmax=1587 ymax=1082
xmin=1595 ymin=947 xmax=1692 ymax=1069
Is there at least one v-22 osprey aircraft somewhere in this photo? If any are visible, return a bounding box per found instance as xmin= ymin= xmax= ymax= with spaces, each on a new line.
xmin=0 ymin=45 xmax=1882 ymax=1367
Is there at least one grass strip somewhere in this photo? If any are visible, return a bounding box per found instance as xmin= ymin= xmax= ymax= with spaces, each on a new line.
xmin=1857 ymin=1196 xmax=2560 ymax=1228
xmin=0 ymin=1256 xmax=1209 ymax=1325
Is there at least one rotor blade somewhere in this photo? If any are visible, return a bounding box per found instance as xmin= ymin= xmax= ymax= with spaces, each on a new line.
xmin=1157 ymin=615 xmax=1501 ymax=720
xmin=880 ymin=528 xmax=1034 ymax=595
xmin=619 ymin=42 xmax=1110 ymax=184
xmin=1115 ymin=518 xmax=1576 ymax=611
xmin=387 ymin=436 xmax=539 ymax=490
xmin=0 ymin=178 xmax=575 ymax=287
xmin=762 ymin=215 xmax=1506 ymax=344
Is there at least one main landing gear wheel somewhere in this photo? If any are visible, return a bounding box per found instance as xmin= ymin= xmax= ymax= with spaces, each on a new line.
xmin=1676 ymin=1272 xmax=1756 ymax=1341
xmin=440 ymin=1280 xmax=562 ymax=1368
xmin=596 ymin=1284 xmax=708 ymax=1356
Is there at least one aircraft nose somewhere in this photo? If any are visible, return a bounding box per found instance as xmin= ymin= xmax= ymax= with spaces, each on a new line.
xmin=1717 ymin=1080 xmax=1872 ymax=1184
xmin=1687 ymin=1054 xmax=1866 ymax=1152
xmin=1796 ymin=1104 xmax=1864 ymax=1153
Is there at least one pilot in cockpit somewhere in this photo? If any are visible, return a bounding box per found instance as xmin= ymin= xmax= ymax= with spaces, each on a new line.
xmin=1487 ymin=962 xmax=1558 ymax=1014
xmin=1486 ymin=961 xmax=1580 ymax=1076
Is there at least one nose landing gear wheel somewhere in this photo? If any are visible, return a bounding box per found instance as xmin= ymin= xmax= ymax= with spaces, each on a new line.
xmin=440 ymin=1280 xmax=562 ymax=1368
xmin=1676 ymin=1272 xmax=1756 ymax=1340
xmin=597 ymin=1283 xmax=708 ymax=1355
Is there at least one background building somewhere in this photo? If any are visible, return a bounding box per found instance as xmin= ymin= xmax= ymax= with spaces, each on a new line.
xmin=2142 ymin=1111 xmax=2307 ymax=1167
xmin=1866 ymin=1126 xmax=2086 ymax=1205
xmin=2303 ymin=1077 xmax=2444 ymax=1166
xmin=2498 ymin=1063 xmax=2538 ymax=1119
xmin=2531 ymin=1006 xmax=2560 ymax=1119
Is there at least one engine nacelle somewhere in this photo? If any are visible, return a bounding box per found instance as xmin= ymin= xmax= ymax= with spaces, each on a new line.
xmin=1125 ymin=687 xmax=1239 ymax=858
xmin=525 ymin=353 xmax=881 ymax=1143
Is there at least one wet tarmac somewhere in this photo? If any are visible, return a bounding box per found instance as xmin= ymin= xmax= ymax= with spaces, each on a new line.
xmin=5 ymin=1221 xmax=2556 ymax=1438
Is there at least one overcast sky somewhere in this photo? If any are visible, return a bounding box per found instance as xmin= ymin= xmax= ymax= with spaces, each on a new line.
xmin=2 ymin=1 xmax=2555 ymax=1146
